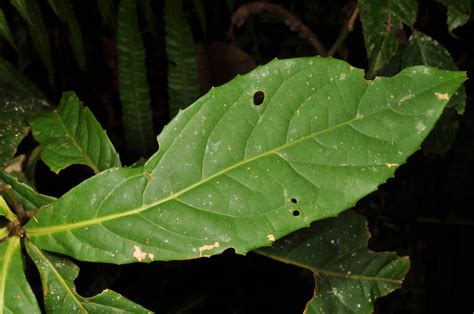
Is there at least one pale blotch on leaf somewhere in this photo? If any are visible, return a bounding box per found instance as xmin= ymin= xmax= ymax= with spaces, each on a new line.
xmin=385 ymin=163 xmax=399 ymax=168
xmin=198 ymin=241 xmax=220 ymax=256
xmin=434 ymin=92 xmax=449 ymax=100
xmin=267 ymin=234 xmax=275 ymax=241
xmin=132 ymin=245 xmax=147 ymax=261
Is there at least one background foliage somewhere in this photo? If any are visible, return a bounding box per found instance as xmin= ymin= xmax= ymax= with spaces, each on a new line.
xmin=0 ymin=0 xmax=472 ymax=313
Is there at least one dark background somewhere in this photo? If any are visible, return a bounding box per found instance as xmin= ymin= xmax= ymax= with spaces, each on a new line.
xmin=2 ymin=0 xmax=472 ymax=313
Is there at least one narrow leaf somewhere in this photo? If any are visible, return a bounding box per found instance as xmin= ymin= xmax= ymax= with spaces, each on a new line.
xmin=10 ymin=0 xmax=55 ymax=87
xmin=25 ymin=241 xmax=152 ymax=313
xmin=97 ymin=0 xmax=117 ymax=31
xmin=139 ymin=0 xmax=157 ymax=38
xmin=0 ymin=9 xmax=18 ymax=51
xmin=257 ymin=211 xmax=410 ymax=314
xmin=0 ymin=86 xmax=50 ymax=169
xmin=0 ymin=237 xmax=41 ymax=314
xmin=193 ymin=0 xmax=207 ymax=34
xmin=29 ymin=91 xmax=121 ymax=174
xmin=0 ymin=171 xmax=55 ymax=211
xmin=438 ymin=0 xmax=471 ymax=36
xmin=359 ymin=0 xmax=417 ymax=76
xmin=165 ymin=0 xmax=200 ymax=117
xmin=118 ymin=0 xmax=155 ymax=157
xmin=47 ymin=0 xmax=86 ymax=69
xmin=0 ymin=57 xmax=47 ymax=100
xmin=25 ymin=57 xmax=466 ymax=264
xmin=402 ymin=31 xmax=466 ymax=155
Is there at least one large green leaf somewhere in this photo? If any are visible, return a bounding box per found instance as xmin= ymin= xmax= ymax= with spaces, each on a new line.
xmin=25 ymin=57 xmax=466 ymax=264
xmin=402 ymin=31 xmax=466 ymax=155
xmin=10 ymin=0 xmax=55 ymax=87
xmin=29 ymin=91 xmax=121 ymax=174
xmin=438 ymin=0 xmax=471 ymax=36
xmin=0 ymin=86 xmax=49 ymax=169
xmin=47 ymin=0 xmax=86 ymax=70
xmin=165 ymin=0 xmax=200 ymax=117
xmin=0 ymin=171 xmax=55 ymax=212
xmin=25 ymin=240 xmax=152 ymax=313
xmin=0 ymin=237 xmax=41 ymax=314
xmin=0 ymin=9 xmax=18 ymax=51
xmin=118 ymin=0 xmax=155 ymax=157
xmin=257 ymin=211 xmax=409 ymax=313
xmin=359 ymin=0 xmax=417 ymax=76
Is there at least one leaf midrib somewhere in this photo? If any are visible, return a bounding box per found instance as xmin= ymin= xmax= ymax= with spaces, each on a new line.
xmin=27 ymin=242 xmax=87 ymax=313
xmin=27 ymin=75 xmax=457 ymax=236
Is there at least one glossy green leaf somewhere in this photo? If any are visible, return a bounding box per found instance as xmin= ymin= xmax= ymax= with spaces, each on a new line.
xmin=97 ymin=0 xmax=117 ymax=31
xmin=257 ymin=211 xmax=409 ymax=314
xmin=0 ymin=171 xmax=55 ymax=212
xmin=118 ymin=0 xmax=155 ymax=157
xmin=25 ymin=57 xmax=466 ymax=264
xmin=0 ymin=86 xmax=50 ymax=169
xmin=30 ymin=91 xmax=121 ymax=174
xmin=359 ymin=0 xmax=417 ymax=76
xmin=25 ymin=240 xmax=152 ymax=313
xmin=402 ymin=31 xmax=466 ymax=154
xmin=10 ymin=0 xmax=55 ymax=87
xmin=0 ymin=9 xmax=18 ymax=51
xmin=0 ymin=237 xmax=41 ymax=314
xmin=165 ymin=0 xmax=200 ymax=117
xmin=438 ymin=0 xmax=471 ymax=36
xmin=47 ymin=0 xmax=86 ymax=70
xmin=0 ymin=57 xmax=46 ymax=100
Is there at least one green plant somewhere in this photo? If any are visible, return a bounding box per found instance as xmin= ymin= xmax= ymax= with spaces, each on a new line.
xmin=0 ymin=0 xmax=470 ymax=312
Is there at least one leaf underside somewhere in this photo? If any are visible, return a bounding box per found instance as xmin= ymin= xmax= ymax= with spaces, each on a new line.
xmin=30 ymin=91 xmax=121 ymax=174
xmin=258 ymin=211 xmax=409 ymax=314
xmin=25 ymin=57 xmax=466 ymax=264
xmin=0 ymin=237 xmax=41 ymax=313
xmin=25 ymin=241 xmax=152 ymax=313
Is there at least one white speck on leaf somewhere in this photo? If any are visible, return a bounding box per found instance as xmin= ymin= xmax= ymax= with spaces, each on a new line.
xmin=416 ymin=121 xmax=426 ymax=133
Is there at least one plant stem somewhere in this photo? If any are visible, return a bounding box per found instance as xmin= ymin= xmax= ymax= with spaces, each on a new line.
xmin=328 ymin=6 xmax=359 ymax=57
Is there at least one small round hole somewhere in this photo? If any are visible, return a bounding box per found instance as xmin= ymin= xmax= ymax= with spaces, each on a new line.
xmin=291 ymin=198 xmax=298 ymax=204
xmin=292 ymin=210 xmax=300 ymax=217
xmin=253 ymin=91 xmax=265 ymax=106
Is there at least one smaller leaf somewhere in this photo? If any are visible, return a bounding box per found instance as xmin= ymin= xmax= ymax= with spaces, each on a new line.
xmin=257 ymin=211 xmax=410 ymax=314
xmin=0 ymin=56 xmax=47 ymax=100
xmin=0 ymin=9 xmax=19 ymax=51
xmin=10 ymin=0 xmax=55 ymax=87
xmin=0 ymin=86 xmax=50 ymax=169
xmin=47 ymin=0 xmax=86 ymax=70
xmin=0 ymin=237 xmax=41 ymax=313
xmin=0 ymin=195 xmax=16 ymax=221
xmin=358 ymin=0 xmax=418 ymax=76
xmin=30 ymin=91 xmax=121 ymax=174
xmin=437 ymin=0 xmax=471 ymax=36
xmin=25 ymin=240 xmax=152 ymax=313
xmin=0 ymin=171 xmax=55 ymax=211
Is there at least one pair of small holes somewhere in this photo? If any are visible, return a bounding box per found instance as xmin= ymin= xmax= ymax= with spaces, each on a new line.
xmin=253 ymin=91 xmax=265 ymax=106
xmin=291 ymin=198 xmax=300 ymax=216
